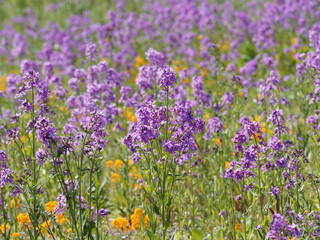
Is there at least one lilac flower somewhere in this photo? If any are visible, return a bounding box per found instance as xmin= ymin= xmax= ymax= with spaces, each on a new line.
xmin=6 ymin=127 xmax=19 ymax=144
xmin=55 ymin=194 xmax=67 ymax=214
xmin=244 ymin=121 xmax=261 ymax=138
xmin=159 ymin=68 xmax=177 ymax=90
xmin=268 ymin=110 xmax=288 ymax=135
xmin=204 ymin=117 xmax=223 ymax=141
xmin=145 ymin=48 xmax=165 ymax=66
xmin=0 ymin=168 xmax=14 ymax=187
xmin=86 ymin=43 xmax=98 ymax=61
xmin=269 ymin=186 xmax=280 ymax=196
xmin=11 ymin=187 xmax=21 ymax=197
xmin=268 ymin=136 xmax=283 ymax=151
xmin=218 ymin=211 xmax=226 ymax=217
xmin=36 ymin=149 xmax=47 ymax=165
xmin=306 ymin=115 xmax=319 ymax=129
xmin=0 ymin=151 xmax=9 ymax=168
xmin=99 ymin=208 xmax=108 ymax=216
xmin=267 ymin=213 xmax=301 ymax=239
xmin=232 ymin=130 xmax=247 ymax=153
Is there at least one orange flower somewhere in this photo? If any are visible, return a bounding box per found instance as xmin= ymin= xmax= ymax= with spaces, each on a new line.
xmin=235 ymin=223 xmax=243 ymax=232
xmin=45 ymin=201 xmax=58 ymax=213
xmin=0 ymin=224 xmax=10 ymax=233
xmin=112 ymin=217 xmax=130 ymax=232
xmin=10 ymin=199 xmax=21 ymax=208
xmin=111 ymin=172 xmax=121 ymax=182
xmin=12 ymin=232 xmax=21 ymax=238
xmin=17 ymin=213 xmax=31 ymax=226
xmin=114 ymin=160 xmax=123 ymax=168
xmin=106 ymin=160 xmax=114 ymax=167
xmin=135 ymin=174 xmax=142 ymax=179
xmin=225 ymin=161 xmax=230 ymax=169
xmin=56 ymin=214 xmax=69 ymax=224
xmin=130 ymin=208 xmax=149 ymax=230
xmin=39 ymin=221 xmax=51 ymax=235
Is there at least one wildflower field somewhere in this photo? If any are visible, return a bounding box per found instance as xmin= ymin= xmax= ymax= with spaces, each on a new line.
xmin=0 ymin=0 xmax=320 ymax=239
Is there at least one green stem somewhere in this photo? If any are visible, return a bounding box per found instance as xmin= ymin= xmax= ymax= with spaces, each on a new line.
xmin=31 ymin=84 xmax=38 ymax=240
xmin=162 ymin=88 xmax=169 ymax=240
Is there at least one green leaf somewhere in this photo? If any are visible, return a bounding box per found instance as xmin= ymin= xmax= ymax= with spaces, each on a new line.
xmin=146 ymin=228 xmax=159 ymax=240
xmin=191 ymin=229 xmax=205 ymax=240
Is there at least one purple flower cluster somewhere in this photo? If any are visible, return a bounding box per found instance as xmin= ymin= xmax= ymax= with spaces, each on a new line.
xmin=124 ymin=101 xmax=205 ymax=165
xmin=268 ymin=109 xmax=288 ymax=136
xmin=0 ymin=150 xmax=19 ymax=197
xmin=204 ymin=117 xmax=223 ymax=141
xmin=266 ymin=213 xmax=301 ymax=239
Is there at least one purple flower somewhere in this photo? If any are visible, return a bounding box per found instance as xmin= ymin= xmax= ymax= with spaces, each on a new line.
xmin=232 ymin=130 xmax=247 ymax=153
xmin=204 ymin=117 xmax=223 ymax=141
xmin=145 ymin=48 xmax=165 ymax=66
xmin=268 ymin=110 xmax=288 ymax=135
xmin=6 ymin=127 xmax=19 ymax=144
xmin=36 ymin=149 xmax=47 ymax=165
xmin=99 ymin=208 xmax=108 ymax=216
xmin=0 ymin=151 xmax=9 ymax=168
xmin=268 ymin=136 xmax=283 ymax=151
xmin=11 ymin=187 xmax=21 ymax=197
xmin=86 ymin=43 xmax=98 ymax=61
xmin=159 ymin=68 xmax=176 ymax=90
xmin=0 ymin=168 xmax=14 ymax=187
xmin=269 ymin=186 xmax=280 ymax=196
xmin=218 ymin=210 xmax=226 ymax=217
xmin=306 ymin=115 xmax=319 ymax=129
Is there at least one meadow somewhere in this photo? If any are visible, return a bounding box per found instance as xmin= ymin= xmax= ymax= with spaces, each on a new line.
xmin=0 ymin=0 xmax=320 ymax=239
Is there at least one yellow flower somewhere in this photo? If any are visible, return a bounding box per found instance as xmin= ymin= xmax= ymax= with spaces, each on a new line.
xmin=12 ymin=232 xmax=21 ymax=238
xmin=56 ymin=214 xmax=69 ymax=224
xmin=215 ymin=138 xmax=221 ymax=144
xmin=67 ymin=228 xmax=72 ymax=233
xmin=235 ymin=223 xmax=243 ymax=232
xmin=112 ymin=217 xmax=130 ymax=232
xmin=114 ymin=160 xmax=123 ymax=168
xmin=17 ymin=213 xmax=31 ymax=226
xmin=45 ymin=201 xmax=58 ymax=213
xmin=291 ymin=37 xmax=297 ymax=45
xmin=0 ymin=224 xmax=10 ymax=233
xmin=111 ymin=172 xmax=121 ymax=183
xmin=106 ymin=160 xmax=114 ymax=167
